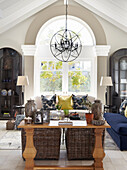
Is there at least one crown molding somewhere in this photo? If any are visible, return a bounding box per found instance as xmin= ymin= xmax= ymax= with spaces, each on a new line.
xmin=95 ymin=45 xmax=111 ymax=56
xmin=21 ymin=44 xmax=111 ymax=57
xmin=21 ymin=45 xmax=36 ymax=56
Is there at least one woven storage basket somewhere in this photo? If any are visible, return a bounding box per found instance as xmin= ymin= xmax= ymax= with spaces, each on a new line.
xmin=22 ymin=128 xmax=61 ymax=160
xmin=6 ymin=120 xmax=15 ymax=130
xmin=66 ymin=128 xmax=105 ymax=160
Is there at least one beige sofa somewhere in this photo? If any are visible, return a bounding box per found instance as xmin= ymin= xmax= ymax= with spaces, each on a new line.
xmin=34 ymin=95 xmax=95 ymax=110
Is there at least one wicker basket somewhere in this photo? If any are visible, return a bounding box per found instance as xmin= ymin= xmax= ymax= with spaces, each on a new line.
xmin=66 ymin=128 xmax=105 ymax=160
xmin=6 ymin=120 xmax=15 ymax=130
xmin=22 ymin=128 xmax=61 ymax=160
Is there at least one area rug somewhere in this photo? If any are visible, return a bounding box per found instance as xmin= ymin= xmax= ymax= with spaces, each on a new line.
xmin=0 ymin=130 xmax=21 ymax=150
xmin=0 ymin=121 xmax=21 ymax=150
xmin=0 ymin=121 xmax=119 ymax=150
xmin=104 ymin=130 xmax=119 ymax=150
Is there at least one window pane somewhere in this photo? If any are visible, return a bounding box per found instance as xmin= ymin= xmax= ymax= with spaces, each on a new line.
xmin=40 ymin=61 xmax=62 ymax=93
xmin=41 ymin=61 xmax=47 ymax=70
xmin=68 ymin=61 xmax=91 ymax=93
xmin=48 ymin=61 xmax=54 ymax=70
xmin=69 ymin=61 xmax=80 ymax=70
xmin=56 ymin=61 xmax=62 ymax=70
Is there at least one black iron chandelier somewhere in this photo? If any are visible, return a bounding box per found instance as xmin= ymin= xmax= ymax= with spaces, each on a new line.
xmin=50 ymin=0 xmax=82 ymax=62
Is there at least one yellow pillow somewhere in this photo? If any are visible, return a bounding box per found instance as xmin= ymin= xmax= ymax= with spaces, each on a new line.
xmin=124 ymin=106 xmax=127 ymax=118
xmin=58 ymin=95 xmax=73 ymax=110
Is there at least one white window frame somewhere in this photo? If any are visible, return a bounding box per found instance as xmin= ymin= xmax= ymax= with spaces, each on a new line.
xmin=37 ymin=57 xmax=97 ymax=98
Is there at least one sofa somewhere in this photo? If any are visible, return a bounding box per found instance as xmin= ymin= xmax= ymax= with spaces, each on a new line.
xmin=34 ymin=94 xmax=95 ymax=110
xmin=104 ymin=112 xmax=127 ymax=150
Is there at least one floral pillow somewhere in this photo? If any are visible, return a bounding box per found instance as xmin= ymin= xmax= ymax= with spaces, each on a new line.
xmin=72 ymin=94 xmax=88 ymax=110
xmin=41 ymin=94 xmax=56 ymax=110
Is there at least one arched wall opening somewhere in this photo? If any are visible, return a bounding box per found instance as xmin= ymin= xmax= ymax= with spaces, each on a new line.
xmin=22 ymin=3 xmax=110 ymax=103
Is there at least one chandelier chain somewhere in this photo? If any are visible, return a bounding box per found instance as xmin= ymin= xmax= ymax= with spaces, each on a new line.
xmin=50 ymin=0 xmax=82 ymax=62
xmin=65 ymin=0 xmax=68 ymax=31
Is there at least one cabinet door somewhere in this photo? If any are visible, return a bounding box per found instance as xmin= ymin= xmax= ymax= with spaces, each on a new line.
xmin=119 ymin=57 xmax=127 ymax=100
xmin=110 ymin=49 xmax=127 ymax=113
xmin=0 ymin=48 xmax=22 ymax=119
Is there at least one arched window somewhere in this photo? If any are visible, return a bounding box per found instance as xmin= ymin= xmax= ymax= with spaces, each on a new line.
xmin=34 ymin=16 xmax=97 ymax=97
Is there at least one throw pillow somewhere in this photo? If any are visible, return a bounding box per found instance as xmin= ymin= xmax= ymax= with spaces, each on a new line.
xmin=72 ymin=94 xmax=88 ymax=110
xmin=119 ymin=99 xmax=127 ymax=115
xmin=41 ymin=94 xmax=56 ymax=110
xmin=124 ymin=106 xmax=127 ymax=118
xmin=58 ymin=95 xmax=73 ymax=110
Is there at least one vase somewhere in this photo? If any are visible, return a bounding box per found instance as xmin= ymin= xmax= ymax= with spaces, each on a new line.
xmin=57 ymin=110 xmax=64 ymax=120
xmin=25 ymin=99 xmax=37 ymax=120
xmin=92 ymin=99 xmax=102 ymax=120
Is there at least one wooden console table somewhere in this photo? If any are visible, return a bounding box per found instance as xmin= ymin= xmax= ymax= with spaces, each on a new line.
xmin=18 ymin=120 xmax=110 ymax=170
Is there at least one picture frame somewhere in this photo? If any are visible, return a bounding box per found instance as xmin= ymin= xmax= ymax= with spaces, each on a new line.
xmin=41 ymin=110 xmax=50 ymax=123
xmin=34 ymin=111 xmax=43 ymax=124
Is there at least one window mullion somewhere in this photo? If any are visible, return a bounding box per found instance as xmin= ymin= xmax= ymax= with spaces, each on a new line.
xmin=62 ymin=62 xmax=68 ymax=94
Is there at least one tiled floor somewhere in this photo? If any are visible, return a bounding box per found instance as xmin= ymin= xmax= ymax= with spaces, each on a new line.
xmin=0 ymin=121 xmax=127 ymax=170
xmin=1 ymin=150 xmax=127 ymax=170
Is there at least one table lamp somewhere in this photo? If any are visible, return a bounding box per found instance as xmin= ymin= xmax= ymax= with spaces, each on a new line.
xmin=17 ymin=76 xmax=29 ymax=104
xmin=100 ymin=76 xmax=113 ymax=105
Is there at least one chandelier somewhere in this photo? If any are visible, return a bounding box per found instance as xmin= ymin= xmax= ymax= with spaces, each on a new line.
xmin=50 ymin=0 xmax=82 ymax=62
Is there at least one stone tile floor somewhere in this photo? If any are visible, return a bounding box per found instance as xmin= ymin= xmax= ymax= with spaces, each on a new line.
xmin=0 ymin=121 xmax=127 ymax=170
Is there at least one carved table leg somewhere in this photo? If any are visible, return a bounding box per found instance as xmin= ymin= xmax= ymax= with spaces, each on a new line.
xmin=23 ymin=128 xmax=37 ymax=170
xmin=93 ymin=128 xmax=105 ymax=170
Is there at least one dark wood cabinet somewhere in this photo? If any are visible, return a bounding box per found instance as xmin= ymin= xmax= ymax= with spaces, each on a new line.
xmin=110 ymin=48 xmax=127 ymax=113
xmin=0 ymin=48 xmax=22 ymax=119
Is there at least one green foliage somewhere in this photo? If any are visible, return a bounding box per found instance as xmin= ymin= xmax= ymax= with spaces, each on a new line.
xmin=63 ymin=109 xmax=69 ymax=116
xmin=56 ymin=103 xmax=62 ymax=110
xmin=56 ymin=61 xmax=62 ymax=70
xmin=69 ymin=71 xmax=88 ymax=90
xmin=40 ymin=71 xmax=62 ymax=82
xmin=48 ymin=61 xmax=54 ymax=70
xmin=41 ymin=61 xmax=47 ymax=70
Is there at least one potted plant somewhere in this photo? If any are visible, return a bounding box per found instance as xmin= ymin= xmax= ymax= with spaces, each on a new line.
xmin=56 ymin=103 xmax=62 ymax=110
xmin=63 ymin=109 xmax=69 ymax=117
xmin=83 ymin=99 xmax=93 ymax=124
xmin=56 ymin=103 xmax=63 ymax=119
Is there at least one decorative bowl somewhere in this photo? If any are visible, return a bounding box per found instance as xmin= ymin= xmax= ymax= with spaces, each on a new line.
xmin=92 ymin=119 xmax=105 ymax=126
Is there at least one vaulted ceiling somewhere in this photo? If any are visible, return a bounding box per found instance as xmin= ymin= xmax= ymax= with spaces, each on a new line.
xmin=0 ymin=0 xmax=127 ymax=34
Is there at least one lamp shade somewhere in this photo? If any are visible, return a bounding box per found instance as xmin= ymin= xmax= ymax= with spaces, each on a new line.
xmin=100 ymin=76 xmax=113 ymax=86
xmin=17 ymin=76 xmax=29 ymax=86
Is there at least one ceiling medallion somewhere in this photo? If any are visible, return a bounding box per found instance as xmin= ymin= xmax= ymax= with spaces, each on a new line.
xmin=50 ymin=0 xmax=82 ymax=62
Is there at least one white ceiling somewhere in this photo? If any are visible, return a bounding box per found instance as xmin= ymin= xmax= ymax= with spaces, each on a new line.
xmin=0 ymin=0 xmax=127 ymax=34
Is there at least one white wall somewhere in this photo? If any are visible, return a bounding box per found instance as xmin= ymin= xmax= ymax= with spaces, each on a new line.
xmin=95 ymin=14 xmax=127 ymax=103
xmin=0 ymin=16 xmax=35 ymax=52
